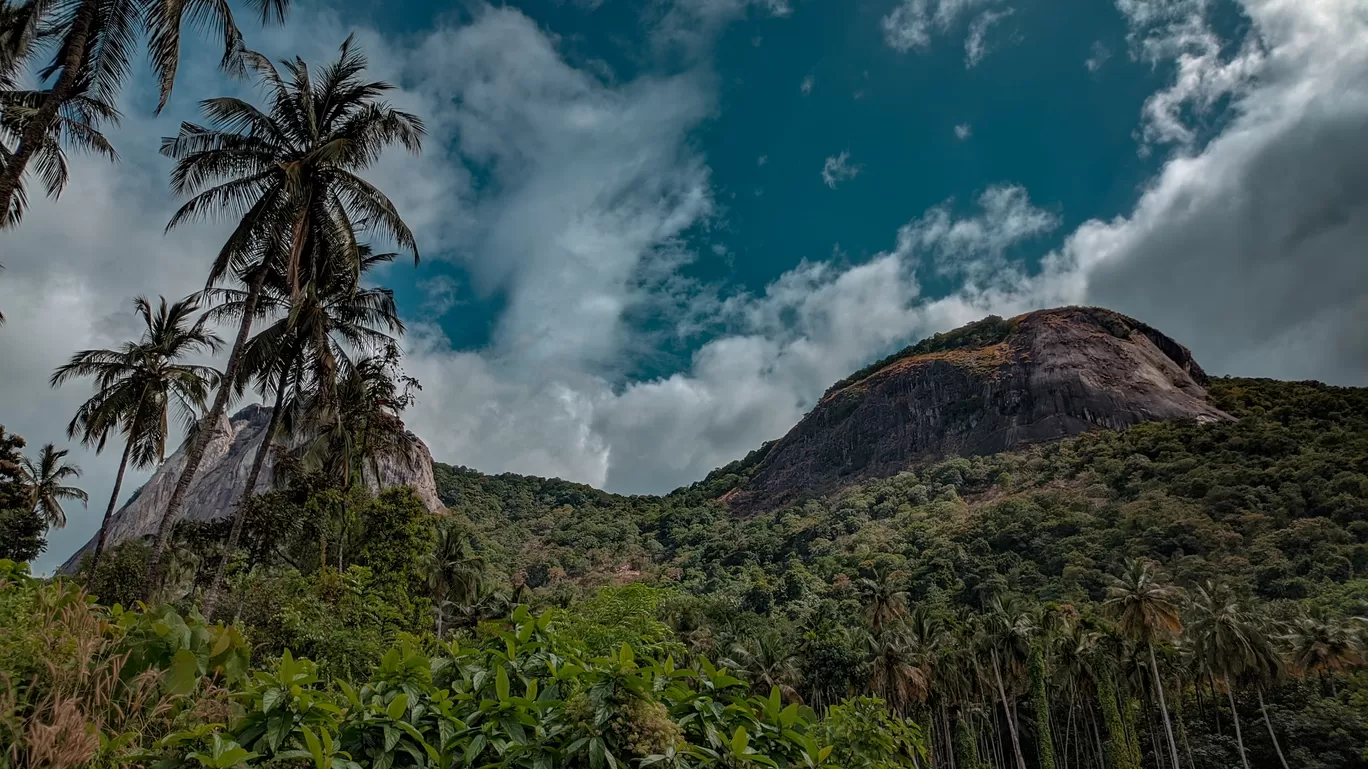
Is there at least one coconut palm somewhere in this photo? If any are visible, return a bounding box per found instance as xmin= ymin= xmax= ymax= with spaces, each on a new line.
xmin=1104 ymin=559 xmax=1185 ymax=769
xmin=145 ymin=35 xmax=424 ymax=596
xmin=864 ymin=627 xmax=930 ymax=715
xmin=0 ymin=0 xmax=289 ymax=225
xmin=18 ymin=443 xmax=87 ymax=528
xmin=1188 ymin=583 xmax=1267 ymax=769
xmin=980 ymin=597 xmax=1035 ymax=769
xmin=858 ymin=566 xmax=909 ymax=631
xmin=198 ymin=246 xmax=403 ymax=617
xmin=1283 ymin=609 xmax=1364 ymax=696
xmin=424 ymin=521 xmax=484 ymax=638
xmin=51 ymin=295 xmax=221 ymax=576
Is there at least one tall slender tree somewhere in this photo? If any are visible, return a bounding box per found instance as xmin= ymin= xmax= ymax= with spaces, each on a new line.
xmin=145 ymin=36 xmax=424 ymax=597
xmin=1188 ymin=583 xmax=1261 ymax=769
xmin=51 ymin=295 xmax=222 ymax=576
xmin=18 ymin=443 xmax=87 ymax=528
xmin=0 ymin=0 xmax=289 ymax=226
xmin=1105 ymin=559 xmax=1185 ymax=769
xmin=424 ymin=521 xmax=485 ymax=639
xmin=199 ymin=247 xmax=403 ymax=617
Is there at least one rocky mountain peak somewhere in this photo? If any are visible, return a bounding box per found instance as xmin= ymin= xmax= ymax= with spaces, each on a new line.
xmin=723 ymin=306 xmax=1230 ymax=512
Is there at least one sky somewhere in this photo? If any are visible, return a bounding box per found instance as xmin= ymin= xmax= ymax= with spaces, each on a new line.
xmin=4 ymin=0 xmax=1368 ymax=571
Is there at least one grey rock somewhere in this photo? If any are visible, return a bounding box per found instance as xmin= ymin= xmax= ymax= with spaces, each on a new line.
xmin=60 ymin=404 xmax=443 ymax=571
xmin=725 ymin=306 xmax=1232 ymax=512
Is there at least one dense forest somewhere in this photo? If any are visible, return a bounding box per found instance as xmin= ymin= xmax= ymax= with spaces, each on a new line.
xmin=5 ymin=375 xmax=1366 ymax=768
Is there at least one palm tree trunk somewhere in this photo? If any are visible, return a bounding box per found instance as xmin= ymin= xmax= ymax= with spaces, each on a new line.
xmin=0 ymin=0 xmax=99 ymax=224
xmin=143 ymin=267 xmax=267 ymax=600
xmin=1255 ymin=687 xmax=1289 ymax=769
xmin=1147 ymin=645 xmax=1182 ymax=769
xmin=201 ymin=368 xmax=287 ymax=618
xmin=1222 ymin=673 xmax=1250 ymax=769
xmin=990 ymin=649 xmax=1027 ymax=769
xmin=86 ymin=436 xmax=133 ymax=577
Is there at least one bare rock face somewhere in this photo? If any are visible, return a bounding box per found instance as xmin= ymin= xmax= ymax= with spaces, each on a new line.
xmin=61 ymin=405 xmax=443 ymax=571
xmin=725 ymin=307 xmax=1231 ymax=513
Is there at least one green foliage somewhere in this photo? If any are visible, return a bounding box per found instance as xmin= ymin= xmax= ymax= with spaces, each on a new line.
xmin=0 ymin=426 xmax=43 ymax=561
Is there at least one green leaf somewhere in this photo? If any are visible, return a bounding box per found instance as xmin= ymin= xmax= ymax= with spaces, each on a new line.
xmin=166 ymin=649 xmax=200 ymax=696
xmin=495 ymin=666 xmax=510 ymax=702
xmin=589 ymin=737 xmax=606 ymax=769
xmin=619 ymin=643 xmax=635 ymax=666
xmin=262 ymin=687 xmax=286 ymax=714
xmin=465 ymin=734 xmax=487 ymax=765
xmin=387 ymin=693 xmax=409 ymax=721
xmin=730 ymin=726 xmax=749 ymax=757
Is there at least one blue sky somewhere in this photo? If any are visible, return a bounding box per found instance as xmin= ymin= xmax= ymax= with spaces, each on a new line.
xmin=6 ymin=0 xmax=1368 ymax=569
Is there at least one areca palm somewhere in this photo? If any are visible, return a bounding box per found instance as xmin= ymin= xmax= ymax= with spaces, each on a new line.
xmin=50 ymin=294 xmax=221 ymax=576
xmin=198 ymin=246 xmax=403 ymax=617
xmin=18 ymin=443 xmax=87 ymax=527
xmin=146 ymin=36 xmax=424 ymax=596
xmin=0 ymin=0 xmax=289 ymax=226
xmin=1104 ymin=558 xmax=1185 ymax=769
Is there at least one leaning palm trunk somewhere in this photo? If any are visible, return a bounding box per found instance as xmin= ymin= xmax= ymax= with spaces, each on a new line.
xmin=990 ymin=649 xmax=1028 ymax=769
xmin=201 ymin=365 xmax=288 ymax=618
xmin=0 ymin=0 xmax=98 ymax=224
xmin=1256 ymin=687 xmax=1289 ymax=769
xmin=1147 ymin=645 xmax=1183 ymax=769
xmin=1222 ymin=673 xmax=1250 ymax=769
xmin=144 ymin=267 xmax=268 ymax=598
xmin=86 ymin=435 xmax=133 ymax=577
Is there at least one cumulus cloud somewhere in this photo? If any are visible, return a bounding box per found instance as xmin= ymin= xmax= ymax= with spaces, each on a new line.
xmin=1086 ymin=40 xmax=1112 ymax=71
xmin=820 ymin=151 xmax=861 ymax=189
xmin=955 ymin=123 xmax=973 ymax=140
xmin=882 ymin=0 xmax=1011 ymax=63
xmin=800 ymin=74 xmax=814 ymax=95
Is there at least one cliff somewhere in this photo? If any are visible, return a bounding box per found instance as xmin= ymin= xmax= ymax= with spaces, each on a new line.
xmin=60 ymin=405 xmax=443 ymax=571
xmin=724 ymin=306 xmax=1231 ymax=512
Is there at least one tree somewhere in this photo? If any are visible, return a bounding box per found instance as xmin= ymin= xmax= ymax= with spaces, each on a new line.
xmin=1104 ymin=559 xmax=1185 ymax=769
xmin=858 ymin=566 xmax=909 ymax=632
xmin=51 ymin=295 xmax=221 ymax=577
xmin=199 ymin=247 xmax=403 ymax=618
xmin=0 ymin=425 xmax=44 ymax=561
xmin=424 ymin=520 xmax=484 ymax=638
xmin=18 ymin=443 xmax=87 ymax=529
xmin=1284 ymin=610 xmax=1364 ymax=695
xmin=145 ymin=35 xmax=424 ymax=597
xmin=1188 ymin=583 xmax=1263 ymax=769
xmin=0 ymin=0 xmax=289 ymax=226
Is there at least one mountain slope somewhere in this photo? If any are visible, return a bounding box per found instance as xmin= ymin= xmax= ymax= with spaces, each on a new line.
xmin=725 ymin=306 xmax=1230 ymax=512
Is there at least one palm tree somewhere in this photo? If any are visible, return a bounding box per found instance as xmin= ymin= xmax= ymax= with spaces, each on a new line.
xmin=1104 ymin=559 xmax=1185 ymax=769
xmin=145 ymin=36 xmax=424 ymax=596
xmin=18 ymin=443 xmax=87 ymax=528
xmin=424 ymin=521 xmax=484 ymax=638
xmin=726 ymin=629 xmax=805 ymax=703
xmin=858 ymin=566 xmax=909 ymax=631
xmin=0 ymin=0 xmax=289 ymax=226
xmin=51 ymin=295 xmax=222 ymax=576
xmin=864 ymin=627 xmax=929 ymax=715
xmin=980 ymin=597 xmax=1034 ymax=769
xmin=1283 ymin=609 xmax=1364 ymax=695
xmin=1188 ymin=583 xmax=1266 ymax=769
xmin=198 ymin=247 xmax=403 ymax=617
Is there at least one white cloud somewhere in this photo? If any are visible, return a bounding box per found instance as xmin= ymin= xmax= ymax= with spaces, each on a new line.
xmin=820 ymin=151 xmax=861 ymax=189
xmin=882 ymin=0 xmax=1011 ymax=62
xmin=1086 ymin=40 xmax=1112 ymax=71
xmin=800 ymin=74 xmax=814 ymax=95
xmin=757 ymin=154 xmax=769 ymax=166
xmin=955 ymin=123 xmax=973 ymax=140
xmin=965 ymin=8 xmax=1013 ymax=67
xmin=419 ymin=275 xmax=463 ymax=318
xmin=1118 ymin=0 xmax=1267 ymax=149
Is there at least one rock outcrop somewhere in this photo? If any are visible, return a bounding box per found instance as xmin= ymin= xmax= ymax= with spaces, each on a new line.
xmin=725 ymin=307 xmax=1231 ymax=512
xmin=61 ymin=405 xmax=443 ymax=571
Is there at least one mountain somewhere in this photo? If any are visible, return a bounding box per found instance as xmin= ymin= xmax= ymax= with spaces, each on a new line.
xmin=60 ymin=405 xmax=443 ymax=571
xmin=723 ymin=306 xmax=1231 ymax=512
